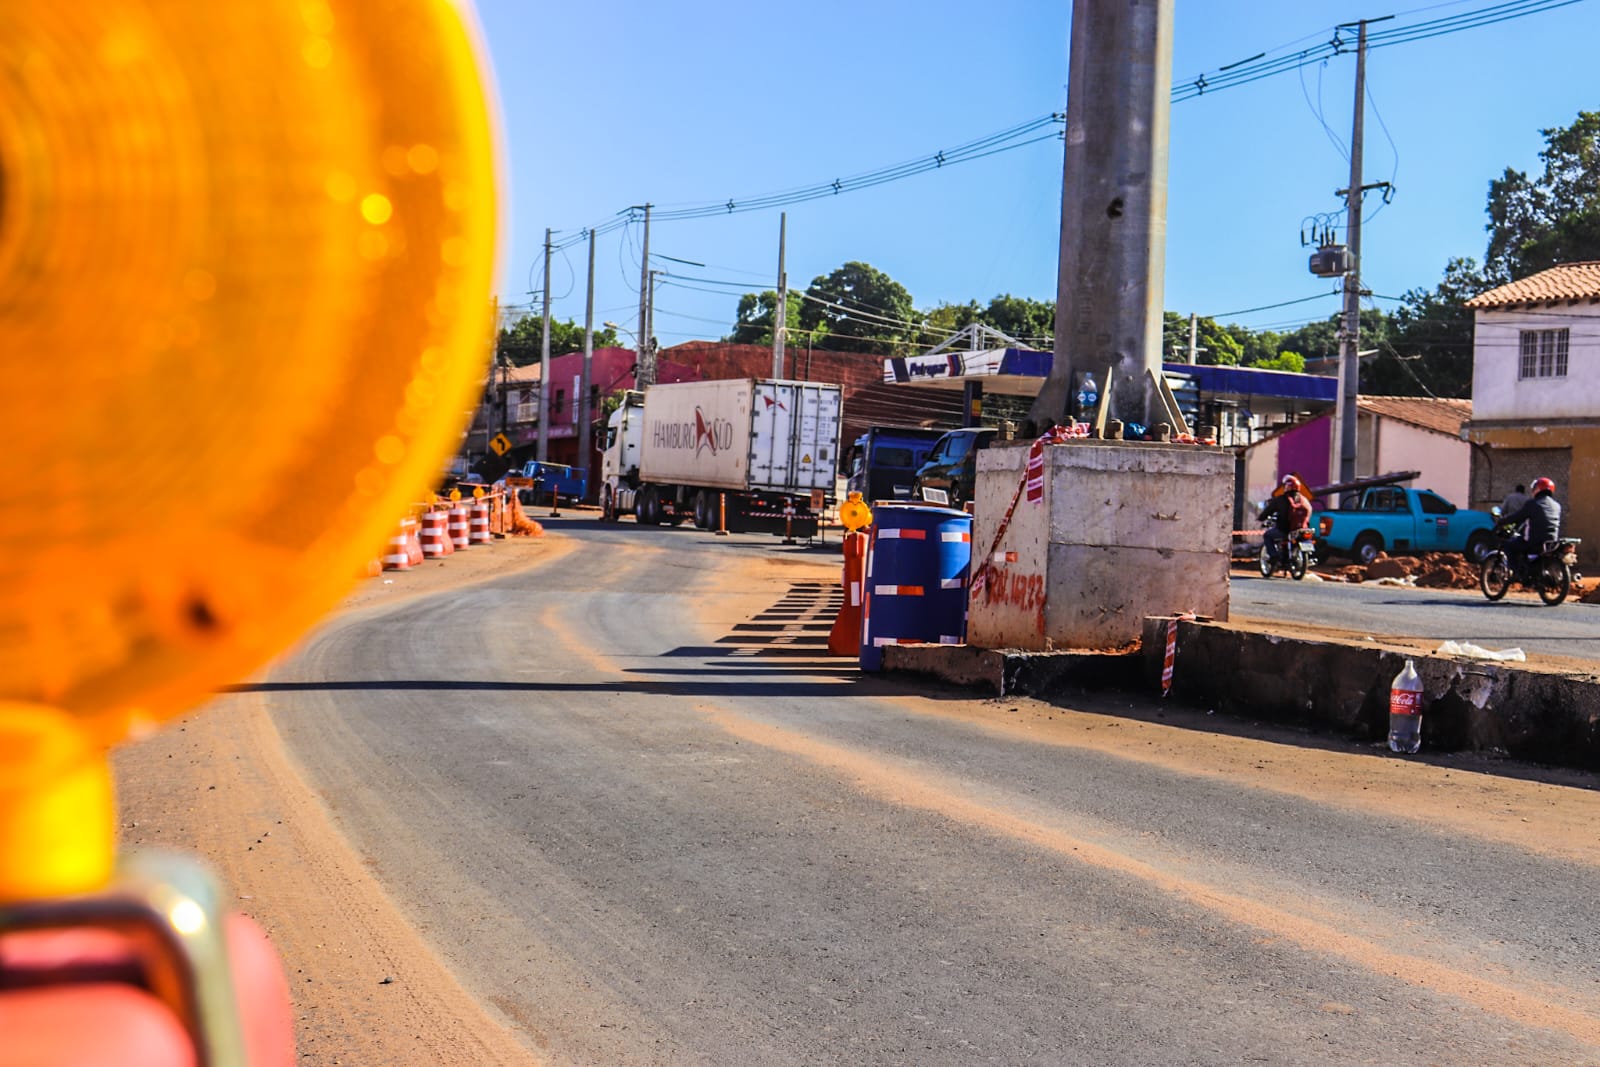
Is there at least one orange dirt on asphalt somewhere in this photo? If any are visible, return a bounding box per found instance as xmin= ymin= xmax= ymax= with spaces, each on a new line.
xmin=114 ymin=532 xmax=570 ymax=1067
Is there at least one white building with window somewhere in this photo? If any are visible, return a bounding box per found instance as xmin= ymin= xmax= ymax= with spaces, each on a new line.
xmin=1462 ymin=261 xmax=1600 ymax=563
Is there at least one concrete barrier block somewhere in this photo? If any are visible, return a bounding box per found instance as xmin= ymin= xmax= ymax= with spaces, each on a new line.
xmin=1145 ymin=617 xmax=1600 ymax=768
xmin=970 ymin=439 xmax=1232 ymax=651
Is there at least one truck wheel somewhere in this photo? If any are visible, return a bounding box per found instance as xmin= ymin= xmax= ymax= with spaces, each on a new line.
xmin=639 ymin=487 xmax=662 ymax=526
xmin=1466 ymin=531 xmax=1494 ymax=564
xmin=693 ymin=491 xmax=711 ymax=529
xmin=601 ymin=487 xmax=615 ymax=522
xmin=1353 ymin=533 xmax=1383 ymax=565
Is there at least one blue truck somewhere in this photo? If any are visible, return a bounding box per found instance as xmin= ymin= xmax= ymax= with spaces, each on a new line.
xmin=518 ymin=460 xmax=587 ymax=505
xmin=1314 ymin=483 xmax=1498 ymax=564
xmin=845 ymin=426 xmax=949 ymax=504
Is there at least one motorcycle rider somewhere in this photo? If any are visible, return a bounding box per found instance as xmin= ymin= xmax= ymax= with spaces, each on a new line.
xmin=1501 ymin=476 xmax=1561 ymax=564
xmin=1259 ymin=475 xmax=1312 ymax=568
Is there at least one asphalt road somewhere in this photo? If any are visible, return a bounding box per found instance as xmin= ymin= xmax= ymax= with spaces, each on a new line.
xmin=1232 ymin=571 xmax=1600 ymax=663
xmin=257 ymin=520 xmax=1600 ymax=1065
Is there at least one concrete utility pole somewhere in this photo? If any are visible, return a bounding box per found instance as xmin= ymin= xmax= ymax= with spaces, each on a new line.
xmin=773 ymin=212 xmax=787 ymax=379
xmin=579 ymin=229 xmax=595 ymax=489
xmin=1028 ymin=0 xmax=1174 ymax=433
xmin=537 ymin=227 xmax=551 ymax=463
xmin=647 ymin=270 xmax=663 ymax=379
xmin=1334 ymin=19 xmax=1374 ymax=485
xmin=1187 ymin=312 xmax=1198 ymax=365
xmin=635 ymin=204 xmax=655 ymax=389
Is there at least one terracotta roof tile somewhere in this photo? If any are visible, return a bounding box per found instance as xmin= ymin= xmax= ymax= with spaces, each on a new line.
xmin=1356 ymin=396 xmax=1472 ymax=437
xmin=1465 ymin=262 xmax=1600 ymax=308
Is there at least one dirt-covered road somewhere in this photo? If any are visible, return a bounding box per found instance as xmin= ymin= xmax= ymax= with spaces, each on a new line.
xmin=117 ymin=520 xmax=1600 ymax=1065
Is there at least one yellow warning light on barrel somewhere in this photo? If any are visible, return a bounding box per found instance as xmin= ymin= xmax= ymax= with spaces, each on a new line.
xmin=839 ymin=492 xmax=874 ymax=532
xmin=0 ymin=0 xmax=500 ymax=896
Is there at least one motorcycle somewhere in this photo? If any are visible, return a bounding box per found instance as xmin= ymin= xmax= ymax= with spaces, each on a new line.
xmin=1478 ymin=525 xmax=1582 ymax=605
xmin=1259 ymin=525 xmax=1315 ymax=580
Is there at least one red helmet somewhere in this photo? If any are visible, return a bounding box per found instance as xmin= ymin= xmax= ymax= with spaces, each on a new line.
xmin=1532 ymin=477 xmax=1556 ymax=496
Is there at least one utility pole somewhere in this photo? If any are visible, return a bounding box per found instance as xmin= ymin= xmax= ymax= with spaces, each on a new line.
xmin=1027 ymin=0 xmax=1174 ymax=433
xmin=1187 ymin=312 xmax=1198 ymax=365
xmin=537 ymin=227 xmax=551 ymax=463
xmin=773 ymin=212 xmax=788 ymax=379
xmin=1333 ymin=17 xmax=1387 ymax=485
xmin=635 ymin=204 xmax=655 ymax=388
xmin=646 ymin=269 xmax=663 ymax=381
xmin=579 ymin=229 xmax=595 ymax=491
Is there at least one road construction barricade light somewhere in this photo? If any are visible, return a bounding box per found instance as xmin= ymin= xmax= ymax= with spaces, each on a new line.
xmin=0 ymin=0 xmax=500 ymax=1060
xmin=858 ymin=505 xmax=974 ymax=671
xmin=839 ymin=492 xmax=873 ymax=533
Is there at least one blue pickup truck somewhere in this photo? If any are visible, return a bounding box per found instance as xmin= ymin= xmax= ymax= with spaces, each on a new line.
xmin=518 ymin=460 xmax=587 ymax=505
xmin=1314 ymin=485 xmax=1498 ymax=564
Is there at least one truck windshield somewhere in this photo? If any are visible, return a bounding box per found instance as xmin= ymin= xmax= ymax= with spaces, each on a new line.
xmin=873 ymin=446 xmax=915 ymax=469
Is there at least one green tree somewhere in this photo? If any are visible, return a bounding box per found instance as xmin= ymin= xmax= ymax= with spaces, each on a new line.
xmin=920 ymin=300 xmax=982 ymax=340
xmin=1228 ymin=324 xmax=1283 ymax=367
xmin=1161 ymin=312 xmax=1244 ymax=365
xmin=497 ymin=316 xmax=618 ymax=367
xmin=1375 ymin=257 xmax=1485 ymax=397
xmin=980 ymin=294 xmax=1054 ymax=344
xmin=726 ymin=289 xmax=806 ymax=346
xmin=798 ymin=261 xmax=916 ymax=354
xmin=1250 ymin=350 xmax=1306 ymax=373
xmin=1485 ymin=111 xmax=1600 ymax=282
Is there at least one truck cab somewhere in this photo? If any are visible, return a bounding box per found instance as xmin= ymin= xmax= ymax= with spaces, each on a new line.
xmin=600 ymin=392 xmax=644 ymax=520
xmin=847 ymin=426 xmax=948 ymax=504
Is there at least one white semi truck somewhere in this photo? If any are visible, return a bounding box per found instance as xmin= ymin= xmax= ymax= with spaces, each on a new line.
xmin=599 ymin=378 xmax=843 ymax=536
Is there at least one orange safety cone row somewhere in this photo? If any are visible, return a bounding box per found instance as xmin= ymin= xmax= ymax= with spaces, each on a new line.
xmin=827 ymin=531 xmax=869 ymax=656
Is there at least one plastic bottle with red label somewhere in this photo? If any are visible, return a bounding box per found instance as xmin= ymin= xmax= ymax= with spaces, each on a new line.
xmin=1388 ymin=658 xmax=1424 ymax=754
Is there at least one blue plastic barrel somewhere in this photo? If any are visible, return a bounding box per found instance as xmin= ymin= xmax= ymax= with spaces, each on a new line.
xmin=859 ymin=504 xmax=973 ymax=671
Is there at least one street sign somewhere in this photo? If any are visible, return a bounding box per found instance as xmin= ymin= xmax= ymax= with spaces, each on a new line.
xmin=489 ymin=432 xmax=511 ymax=456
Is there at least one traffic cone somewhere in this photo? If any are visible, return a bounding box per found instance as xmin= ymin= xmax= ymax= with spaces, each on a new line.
xmin=827 ymin=531 xmax=869 ymax=656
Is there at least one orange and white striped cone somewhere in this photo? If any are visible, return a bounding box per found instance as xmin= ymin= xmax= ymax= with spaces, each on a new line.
xmin=399 ymin=517 xmax=423 ymax=567
xmin=448 ymin=505 xmax=471 ymax=550
xmin=420 ymin=510 xmax=452 ymax=558
xmin=828 ymin=531 xmax=868 ymax=656
xmin=381 ymin=519 xmax=413 ymax=571
xmin=469 ymin=500 xmax=492 ymax=544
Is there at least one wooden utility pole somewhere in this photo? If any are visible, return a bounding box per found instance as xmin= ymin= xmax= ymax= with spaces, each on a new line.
xmin=773 ymin=212 xmax=788 ymax=379
xmin=537 ymin=227 xmax=551 ymax=463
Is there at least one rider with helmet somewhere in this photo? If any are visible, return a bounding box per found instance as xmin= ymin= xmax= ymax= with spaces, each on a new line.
xmin=1259 ymin=475 xmax=1312 ymax=567
xmin=1502 ymin=476 xmax=1561 ymax=560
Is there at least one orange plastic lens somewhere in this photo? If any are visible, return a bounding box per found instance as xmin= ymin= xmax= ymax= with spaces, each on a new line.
xmin=0 ymin=1 xmax=500 ymax=745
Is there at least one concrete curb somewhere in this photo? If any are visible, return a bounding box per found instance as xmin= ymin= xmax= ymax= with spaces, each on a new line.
xmin=881 ymin=620 xmax=1600 ymax=771
xmin=881 ymin=644 xmax=1141 ymax=696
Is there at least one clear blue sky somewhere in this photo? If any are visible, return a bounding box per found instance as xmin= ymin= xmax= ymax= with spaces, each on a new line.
xmin=473 ymin=0 xmax=1598 ymax=351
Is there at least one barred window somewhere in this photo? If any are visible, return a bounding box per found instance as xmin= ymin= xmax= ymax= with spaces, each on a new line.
xmin=1518 ymin=328 xmax=1569 ymax=379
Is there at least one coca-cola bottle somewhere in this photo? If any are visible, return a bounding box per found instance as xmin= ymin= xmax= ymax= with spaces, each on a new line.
xmin=1388 ymin=659 xmax=1424 ymax=754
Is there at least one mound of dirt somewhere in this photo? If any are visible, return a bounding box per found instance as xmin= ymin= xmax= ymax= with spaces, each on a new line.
xmin=1312 ymin=551 xmax=1483 ymax=589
